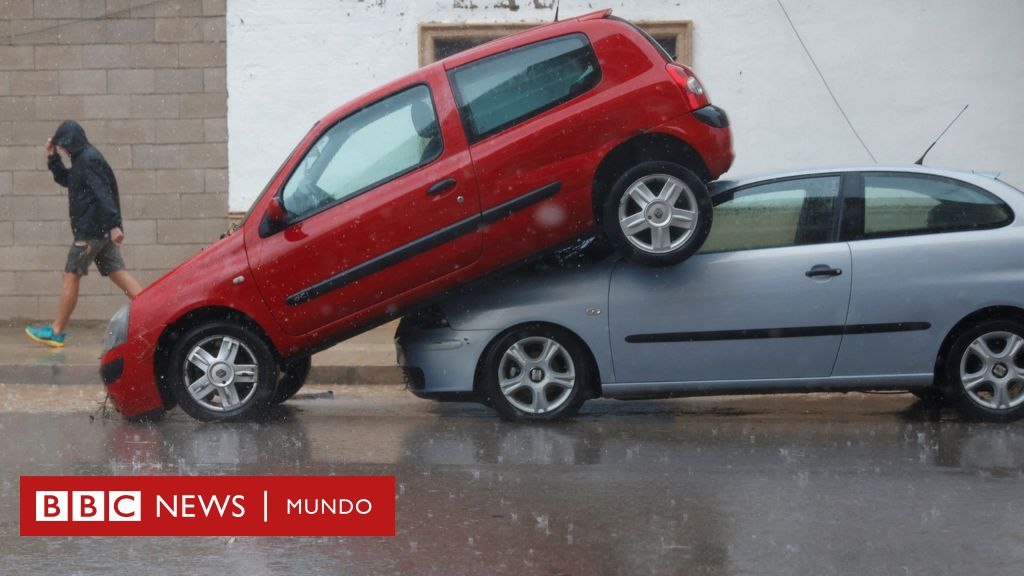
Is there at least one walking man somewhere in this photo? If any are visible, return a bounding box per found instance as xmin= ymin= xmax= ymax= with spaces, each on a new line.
xmin=25 ymin=120 xmax=143 ymax=348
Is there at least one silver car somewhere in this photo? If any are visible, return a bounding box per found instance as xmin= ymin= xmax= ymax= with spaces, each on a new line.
xmin=396 ymin=166 xmax=1024 ymax=422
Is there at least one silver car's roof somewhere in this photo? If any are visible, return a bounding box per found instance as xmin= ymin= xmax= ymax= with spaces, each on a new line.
xmin=712 ymin=165 xmax=1003 ymax=196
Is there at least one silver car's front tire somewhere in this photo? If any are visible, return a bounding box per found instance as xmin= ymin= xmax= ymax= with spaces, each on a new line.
xmin=481 ymin=324 xmax=592 ymax=421
xmin=947 ymin=319 xmax=1024 ymax=421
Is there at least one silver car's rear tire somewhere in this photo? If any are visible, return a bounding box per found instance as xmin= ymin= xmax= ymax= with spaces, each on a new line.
xmin=480 ymin=324 xmax=593 ymax=422
xmin=946 ymin=319 xmax=1024 ymax=422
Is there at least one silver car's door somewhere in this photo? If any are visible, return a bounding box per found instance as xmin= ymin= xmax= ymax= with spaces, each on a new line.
xmin=832 ymin=171 xmax=1018 ymax=378
xmin=609 ymin=174 xmax=852 ymax=385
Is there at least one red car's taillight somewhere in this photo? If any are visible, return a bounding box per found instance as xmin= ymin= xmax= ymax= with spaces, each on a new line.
xmin=666 ymin=63 xmax=710 ymax=111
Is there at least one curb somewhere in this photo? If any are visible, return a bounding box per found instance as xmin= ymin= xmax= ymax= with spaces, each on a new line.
xmin=0 ymin=364 xmax=405 ymax=386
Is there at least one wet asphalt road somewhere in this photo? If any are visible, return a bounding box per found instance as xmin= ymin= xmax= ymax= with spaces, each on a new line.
xmin=1 ymin=384 xmax=1022 ymax=576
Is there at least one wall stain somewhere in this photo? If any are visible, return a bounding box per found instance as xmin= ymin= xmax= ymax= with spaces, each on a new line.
xmin=454 ymin=0 xmax=555 ymax=10
xmin=347 ymin=0 xmax=387 ymax=8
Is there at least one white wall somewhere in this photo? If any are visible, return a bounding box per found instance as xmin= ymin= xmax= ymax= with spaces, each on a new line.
xmin=227 ymin=0 xmax=1024 ymax=211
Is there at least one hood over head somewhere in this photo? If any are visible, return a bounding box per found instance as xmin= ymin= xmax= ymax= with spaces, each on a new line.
xmin=52 ymin=120 xmax=90 ymax=158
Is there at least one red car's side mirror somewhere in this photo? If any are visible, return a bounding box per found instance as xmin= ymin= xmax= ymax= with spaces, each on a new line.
xmin=258 ymin=196 xmax=289 ymax=238
xmin=267 ymin=196 xmax=286 ymax=225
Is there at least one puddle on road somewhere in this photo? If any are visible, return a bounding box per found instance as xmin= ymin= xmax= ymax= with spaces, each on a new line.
xmin=0 ymin=384 xmax=402 ymax=414
xmin=0 ymin=384 xmax=107 ymax=413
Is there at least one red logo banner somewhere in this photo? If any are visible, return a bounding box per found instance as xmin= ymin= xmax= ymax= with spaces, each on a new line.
xmin=20 ymin=476 xmax=395 ymax=537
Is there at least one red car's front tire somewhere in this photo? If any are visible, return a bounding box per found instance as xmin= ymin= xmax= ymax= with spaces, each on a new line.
xmin=168 ymin=321 xmax=278 ymax=421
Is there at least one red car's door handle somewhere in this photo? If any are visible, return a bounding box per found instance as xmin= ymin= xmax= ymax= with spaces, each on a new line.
xmin=427 ymin=178 xmax=457 ymax=196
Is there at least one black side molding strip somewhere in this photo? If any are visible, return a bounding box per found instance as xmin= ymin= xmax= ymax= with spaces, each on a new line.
xmin=286 ymin=181 xmax=561 ymax=306
xmin=843 ymin=322 xmax=931 ymax=335
xmin=480 ymin=181 xmax=560 ymax=225
xmin=287 ymin=217 xmax=480 ymax=306
xmin=626 ymin=322 xmax=931 ymax=344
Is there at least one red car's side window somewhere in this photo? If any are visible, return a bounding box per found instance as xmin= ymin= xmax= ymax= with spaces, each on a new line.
xmin=280 ymin=84 xmax=443 ymax=221
xmin=449 ymin=33 xmax=601 ymax=144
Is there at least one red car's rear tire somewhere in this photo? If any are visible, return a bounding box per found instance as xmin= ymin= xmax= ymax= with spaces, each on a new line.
xmin=602 ymin=161 xmax=712 ymax=267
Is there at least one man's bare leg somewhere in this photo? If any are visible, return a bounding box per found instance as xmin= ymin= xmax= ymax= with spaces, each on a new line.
xmin=51 ymin=272 xmax=81 ymax=335
xmin=108 ymin=270 xmax=142 ymax=299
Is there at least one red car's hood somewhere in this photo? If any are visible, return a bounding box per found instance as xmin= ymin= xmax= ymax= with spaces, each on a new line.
xmin=138 ymin=232 xmax=243 ymax=299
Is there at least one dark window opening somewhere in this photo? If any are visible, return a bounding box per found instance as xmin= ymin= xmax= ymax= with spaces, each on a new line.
xmin=434 ymin=38 xmax=494 ymax=60
xmin=860 ymin=173 xmax=1013 ymax=239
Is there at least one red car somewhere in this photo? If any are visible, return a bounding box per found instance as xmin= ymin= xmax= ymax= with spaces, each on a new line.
xmin=100 ymin=9 xmax=734 ymax=420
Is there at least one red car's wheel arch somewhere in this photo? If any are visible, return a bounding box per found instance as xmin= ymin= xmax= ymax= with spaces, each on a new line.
xmin=152 ymin=306 xmax=282 ymax=409
xmin=590 ymin=131 xmax=713 ymax=225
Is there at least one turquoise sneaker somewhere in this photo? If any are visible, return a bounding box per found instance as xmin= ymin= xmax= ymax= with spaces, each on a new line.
xmin=25 ymin=325 xmax=66 ymax=348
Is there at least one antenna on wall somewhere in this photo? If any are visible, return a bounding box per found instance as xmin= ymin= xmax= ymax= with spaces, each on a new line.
xmin=554 ymin=0 xmax=560 ymax=22
xmin=914 ymin=104 xmax=969 ymax=165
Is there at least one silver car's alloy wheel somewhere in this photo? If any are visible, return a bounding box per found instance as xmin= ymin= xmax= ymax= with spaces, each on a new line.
xmin=617 ymin=173 xmax=698 ymax=254
xmin=498 ymin=336 xmax=576 ymax=415
xmin=182 ymin=335 xmax=260 ymax=412
xmin=959 ymin=331 xmax=1024 ymax=411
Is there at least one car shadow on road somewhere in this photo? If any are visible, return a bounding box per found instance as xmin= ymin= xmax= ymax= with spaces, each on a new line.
xmin=897 ymin=396 xmax=963 ymax=423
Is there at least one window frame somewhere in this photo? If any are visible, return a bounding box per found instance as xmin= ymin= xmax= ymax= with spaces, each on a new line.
xmin=418 ymin=20 xmax=694 ymax=67
xmin=271 ymin=82 xmax=445 ymax=230
xmin=839 ymin=171 xmax=1015 ymax=242
xmin=699 ymin=173 xmax=848 ymax=254
xmin=447 ymin=32 xmax=602 ymax=145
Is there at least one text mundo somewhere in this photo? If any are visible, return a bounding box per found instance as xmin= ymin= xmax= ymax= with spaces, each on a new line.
xmin=286 ymin=497 xmax=373 ymax=515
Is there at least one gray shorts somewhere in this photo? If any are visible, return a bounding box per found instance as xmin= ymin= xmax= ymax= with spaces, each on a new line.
xmin=65 ymin=239 xmax=126 ymax=277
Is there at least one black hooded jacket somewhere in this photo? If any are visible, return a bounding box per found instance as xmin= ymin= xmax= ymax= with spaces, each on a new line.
xmin=47 ymin=120 xmax=123 ymax=241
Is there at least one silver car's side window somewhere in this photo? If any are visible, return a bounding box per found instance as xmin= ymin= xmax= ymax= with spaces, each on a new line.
xmin=700 ymin=176 xmax=840 ymax=253
xmin=863 ymin=174 xmax=1011 ymax=238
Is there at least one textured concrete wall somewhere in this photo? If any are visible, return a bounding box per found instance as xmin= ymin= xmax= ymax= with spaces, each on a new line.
xmin=228 ymin=0 xmax=1024 ymax=214
xmin=0 ymin=0 xmax=227 ymax=321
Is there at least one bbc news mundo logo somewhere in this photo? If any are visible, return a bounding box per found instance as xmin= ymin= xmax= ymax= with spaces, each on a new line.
xmin=21 ymin=476 xmax=395 ymax=537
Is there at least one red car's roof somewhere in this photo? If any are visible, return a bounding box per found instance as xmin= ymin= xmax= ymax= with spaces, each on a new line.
xmin=316 ymin=9 xmax=613 ymax=128
xmin=440 ymin=8 xmax=612 ymax=70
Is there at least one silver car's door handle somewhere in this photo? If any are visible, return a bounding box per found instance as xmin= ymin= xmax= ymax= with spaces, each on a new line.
xmin=805 ymin=265 xmax=843 ymax=278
